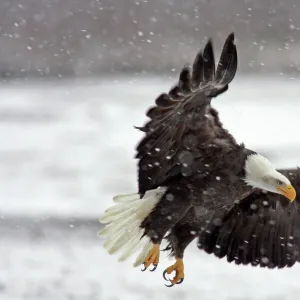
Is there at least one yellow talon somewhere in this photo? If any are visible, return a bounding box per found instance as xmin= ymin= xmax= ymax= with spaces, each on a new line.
xmin=164 ymin=258 xmax=184 ymax=284
xmin=143 ymin=244 xmax=160 ymax=270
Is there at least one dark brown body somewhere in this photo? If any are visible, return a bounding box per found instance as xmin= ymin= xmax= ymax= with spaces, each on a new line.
xmin=136 ymin=33 xmax=300 ymax=269
xmin=139 ymin=105 xmax=256 ymax=259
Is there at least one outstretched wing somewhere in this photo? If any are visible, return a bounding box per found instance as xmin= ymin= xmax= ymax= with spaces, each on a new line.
xmin=198 ymin=169 xmax=300 ymax=268
xmin=135 ymin=33 xmax=238 ymax=196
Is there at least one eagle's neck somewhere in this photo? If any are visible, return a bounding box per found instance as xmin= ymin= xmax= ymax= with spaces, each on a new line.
xmin=243 ymin=153 xmax=288 ymax=191
xmin=243 ymin=153 xmax=275 ymax=189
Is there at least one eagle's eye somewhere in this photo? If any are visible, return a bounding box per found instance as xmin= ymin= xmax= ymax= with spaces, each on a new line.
xmin=277 ymin=180 xmax=283 ymax=185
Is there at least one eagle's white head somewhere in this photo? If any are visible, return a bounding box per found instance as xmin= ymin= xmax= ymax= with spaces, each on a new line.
xmin=244 ymin=153 xmax=296 ymax=201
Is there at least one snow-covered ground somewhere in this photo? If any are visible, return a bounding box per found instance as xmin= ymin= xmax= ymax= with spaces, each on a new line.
xmin=1 ymin=76 xmax=300 ymax=300
xmin=2 ymin=220 xmax=300 ymax=300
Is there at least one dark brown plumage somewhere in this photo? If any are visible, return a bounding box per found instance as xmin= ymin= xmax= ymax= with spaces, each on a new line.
xmin=100 ymin=33 xmax=300 ymax=287
xmin=136 ymin=33 xmax=300 ymax=273
xmin=161 ymin=169 xmax=300 ymax=269
xmin=136 ymin=34 xmax=256 ymax=248
xmin=135 ymin=33 xmax=239 ymax=197
xmin=194 ymin=169 xmax=300 ymax=269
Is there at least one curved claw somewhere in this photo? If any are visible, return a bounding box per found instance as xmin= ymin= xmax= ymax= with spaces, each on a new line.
xmin=163 ymin=270 xmax=184 ymax=286
xmin=163 ymin=270 xmax=169 ymax=281
xmin=141 ymin=244 xmax=160 ymax=272
xmin=163 ymin=270 xmax=173 ymax=287
xmin=165 ymin=282 xmax=175 ymax=288
xmin=142 ymin=263 xmax=158 ymax=272
xmin=150 ymin=264 xmax=157 ymax=272
xmin=163 ymin=258 xmax=184 ymax=286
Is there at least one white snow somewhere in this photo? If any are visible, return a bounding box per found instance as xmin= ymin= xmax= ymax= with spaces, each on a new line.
xmin=0 ymin=76 xmax=299 ymax=218
xmin=2 ymin=235 xmax=300 ymax=300
xmin=1 ymin=76 xmax=300 ymax=299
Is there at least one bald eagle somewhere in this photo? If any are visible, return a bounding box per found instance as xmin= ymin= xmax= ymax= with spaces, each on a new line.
xmin=99 ymin=33 xmax=300 ymax=287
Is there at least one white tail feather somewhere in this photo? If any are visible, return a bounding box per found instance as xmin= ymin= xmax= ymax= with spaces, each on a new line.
xmin=113 ymin=192 xmax=140 ymax=203
xmin=118 ymin=231 xmax=144 ymax=262
xmin=99 ymin=187 xmax=166 ymax=267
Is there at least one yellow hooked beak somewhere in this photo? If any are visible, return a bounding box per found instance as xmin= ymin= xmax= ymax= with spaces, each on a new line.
xmin=276 ymin=184 xmax=296 ymax=202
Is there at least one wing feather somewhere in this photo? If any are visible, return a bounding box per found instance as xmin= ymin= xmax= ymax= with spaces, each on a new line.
xmin=191 ymin=51 xmax=203 ymax=87
xmin=198 ymin=169 xmax=300 ymax=268
xmin=215 ymin=32 xmax=238 ymax=86
xmin=155 ymin=93 xmax=179 ymax=108
xmin=178 ymin=67 xmax=192 ymax=93
xmin=202 ymin=39 xmax=215 ymax=83
xmin=135 ymin=33 xmax=238 ymax=196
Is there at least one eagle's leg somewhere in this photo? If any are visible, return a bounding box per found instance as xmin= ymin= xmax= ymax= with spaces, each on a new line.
xmin=163 ymin=219 xmax=197 ymax=286
xmin=140 ymin=187 xmax=192 ymax=272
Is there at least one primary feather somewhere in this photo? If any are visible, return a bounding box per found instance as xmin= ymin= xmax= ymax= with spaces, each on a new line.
xmin=135 ymin=33 xmax=238 ymax=196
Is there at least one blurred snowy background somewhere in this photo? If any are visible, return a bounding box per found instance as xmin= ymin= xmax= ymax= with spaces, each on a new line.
xmin=1 ymin=1 xmax=300 ymax=300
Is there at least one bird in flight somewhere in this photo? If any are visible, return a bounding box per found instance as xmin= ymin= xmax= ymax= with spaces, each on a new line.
xmin=99 ymin=33 xmax=300 ymax=287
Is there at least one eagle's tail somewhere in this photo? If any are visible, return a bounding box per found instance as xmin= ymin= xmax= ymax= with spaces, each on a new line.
xmin=98 ymin=187 xmax=166 ymax=267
